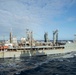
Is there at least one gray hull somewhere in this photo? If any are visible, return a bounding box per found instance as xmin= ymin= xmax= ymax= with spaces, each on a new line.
xmin=0 ymin=42 xmax=76 ymax=58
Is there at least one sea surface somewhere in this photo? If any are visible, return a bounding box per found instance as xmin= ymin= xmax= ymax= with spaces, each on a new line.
xmin=0 ymin=52 xmax=76 ymax=75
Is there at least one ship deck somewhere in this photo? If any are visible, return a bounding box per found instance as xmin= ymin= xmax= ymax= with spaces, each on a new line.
xmin=7 ymin=45 xmax=65 ymax=51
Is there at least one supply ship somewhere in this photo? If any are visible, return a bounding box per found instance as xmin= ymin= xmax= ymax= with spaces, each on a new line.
xmin=0 ymin=29 xmax=76 ymax=58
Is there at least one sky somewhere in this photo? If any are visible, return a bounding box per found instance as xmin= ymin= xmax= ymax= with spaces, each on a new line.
xmin=0 ymin=0 xmax=76 ymax=40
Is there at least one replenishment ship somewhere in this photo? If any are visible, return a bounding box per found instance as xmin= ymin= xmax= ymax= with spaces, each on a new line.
xmin=0 ymin=29 xmax=76 ymax=58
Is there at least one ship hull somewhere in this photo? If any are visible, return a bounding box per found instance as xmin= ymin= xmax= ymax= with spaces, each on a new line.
xmin=0 ymin=48 xmax=76 ymax=58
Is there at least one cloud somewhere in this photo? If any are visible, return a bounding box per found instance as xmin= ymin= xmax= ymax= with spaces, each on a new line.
xmin=0 ymin=0 xmax=76 ymax=39
xmin=67 ymin=17 xmax=76 ymax=22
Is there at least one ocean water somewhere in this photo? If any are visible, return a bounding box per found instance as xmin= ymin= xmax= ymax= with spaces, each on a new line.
xmin=0 ymin=52 xmax=76 ymax=75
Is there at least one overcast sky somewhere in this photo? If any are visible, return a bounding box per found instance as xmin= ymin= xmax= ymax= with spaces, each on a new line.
xmin=0 ymin=0 xmax=76 ymax=40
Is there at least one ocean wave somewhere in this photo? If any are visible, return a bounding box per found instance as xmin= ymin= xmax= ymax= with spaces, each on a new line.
xmin=1 ymin=52 xmax=76 ymax=75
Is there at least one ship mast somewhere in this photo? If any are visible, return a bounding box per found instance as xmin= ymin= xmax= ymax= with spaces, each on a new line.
xmin=31 ymin=31 xmax=33 ymax=50
xmin=53 ymin=30 xmax=58 ymax=46
xmin=44 ymin=32 xmax=48 ymax=42
xmin=10 ymin=28 xmax=13 ymax=43
xmin=26 ymin=29 xmax=33 ymax=49
xmin=74 ymin=34 xmax=76 ymax=43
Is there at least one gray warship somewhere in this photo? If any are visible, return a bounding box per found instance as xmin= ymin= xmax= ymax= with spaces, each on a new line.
xmin=0 ymin=29 xmax=76 ymax=58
